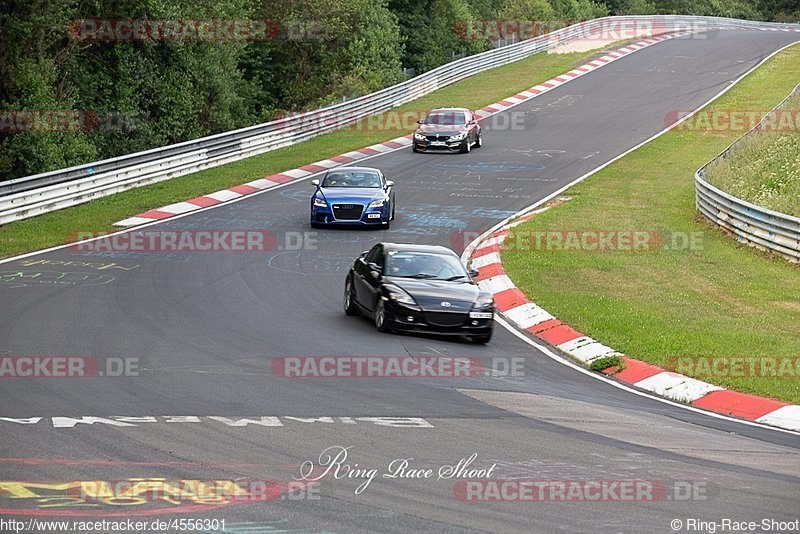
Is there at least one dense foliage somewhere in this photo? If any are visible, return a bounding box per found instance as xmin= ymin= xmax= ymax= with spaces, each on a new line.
xmin=1 ymin=0 xmax=798 ymax=179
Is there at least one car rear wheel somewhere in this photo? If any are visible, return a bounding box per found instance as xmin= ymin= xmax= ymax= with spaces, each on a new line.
xmin=374 ymin=299 xmax=392 ymax=333
xmin=344 ymin=277 xmax=359 ymax=316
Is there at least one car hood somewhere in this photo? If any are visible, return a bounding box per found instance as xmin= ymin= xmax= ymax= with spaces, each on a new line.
xmin=385 ymin=277 xmax=485 ymax=311
xmin=317 ymin=187 xmax=385 ymax=203
xmin=415 ymin=124 xmax=467 ymax=136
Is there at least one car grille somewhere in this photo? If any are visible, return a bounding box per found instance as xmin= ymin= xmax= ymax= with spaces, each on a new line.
xmin=425 ymin=134 xmax=450 ymax=142
xmin=425 ymin=312 xmax=466 ymax=327
xmin=332 ymin=204 xmax=364 ymax=220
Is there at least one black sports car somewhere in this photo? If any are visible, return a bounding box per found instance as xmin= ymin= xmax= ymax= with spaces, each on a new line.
xmin=343 ymin=243 xmax=494 ymax=343
xmin=412 ymin=107 xmax=483 ymax=153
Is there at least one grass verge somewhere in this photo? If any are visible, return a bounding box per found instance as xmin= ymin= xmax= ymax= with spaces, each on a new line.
xmin=502 ymin=43 xmax=800 ymax=404
xmin=704 ymin=89 xmax=800 ymax=218
xmin=0 ymin=46 xmax=617 ymax=259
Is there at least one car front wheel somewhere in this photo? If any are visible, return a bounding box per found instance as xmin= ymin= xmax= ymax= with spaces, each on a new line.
xmin=475 ymin=130 xmax=483 ymax=148
xmin=461 ymin=138 xmax=471 ymax=153
xmin=344 ymin=277 xmax=359 ymax=316
xmin=374 ymin=299 xmax=392 ymax=332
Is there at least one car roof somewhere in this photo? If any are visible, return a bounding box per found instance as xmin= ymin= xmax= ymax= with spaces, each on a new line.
xmin=325 ymin=166 xmax=381 ymax=174
xmin=381 ymin=242 xmax=459 ymax=256
xmin=428 ymin=107 xmax=470 ymax=113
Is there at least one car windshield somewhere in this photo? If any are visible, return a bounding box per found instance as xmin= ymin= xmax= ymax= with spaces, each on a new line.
xmin=322 ymin=171 xmax=382 ymax=188
xmin=423 ymin=111 xmax=467 ymax=126
xmin=386 ymin=251 xmax=469 ymax=281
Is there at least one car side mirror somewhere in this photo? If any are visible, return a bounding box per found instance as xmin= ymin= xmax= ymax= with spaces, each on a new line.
xmin=417 ymin=119 xmax=423 ymax=124
xmin=385 ymin=180 xmax=394 ymax=188
xmin=368 ymin=263 xmax=381 ymax=279
xmin=469 ymin=269 xmax=479 ymax=278
xmin=311 ymin=179 xmax=320 ymax=186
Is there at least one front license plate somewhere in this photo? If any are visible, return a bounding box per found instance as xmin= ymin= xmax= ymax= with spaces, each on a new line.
xmin=430 ymin=141 xmax=446 ymax=146
xmin=469 ymin=312 xmax=493 ymax=319
xmin=367 ymin=213 xmax=381 ymax=219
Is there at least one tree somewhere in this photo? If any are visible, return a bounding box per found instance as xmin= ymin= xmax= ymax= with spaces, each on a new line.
xmin=389 ymin=0 xmax=486 ymax=74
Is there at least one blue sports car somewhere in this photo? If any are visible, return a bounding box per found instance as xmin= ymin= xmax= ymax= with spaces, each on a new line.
xmin=310 ymin=167 xmax=396 ymax=228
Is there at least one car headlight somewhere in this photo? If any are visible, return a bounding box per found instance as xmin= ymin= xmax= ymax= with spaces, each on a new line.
xmin=386 ymin=286 xmax=417 ymax=306
xmin=475 ymin=295 xmax=494 ymax=308
xmin=413 ymin=132 xmax=426 ymax=140
xmin=313 ymin=197 xmax=327 ymax=208
xmin=450 ymin=131 xmax=467 ymax=141
xmin=368 ymin=199 xmax=386 ymax=209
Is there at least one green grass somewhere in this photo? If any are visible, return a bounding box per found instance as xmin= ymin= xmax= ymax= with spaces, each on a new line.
xmin=0 ymin=46 xmax=615 ymax=258
xmin=502 ymin=43 xmax=800 ymax=404
xmin=704 ymin=90 xmax=800 ymax=217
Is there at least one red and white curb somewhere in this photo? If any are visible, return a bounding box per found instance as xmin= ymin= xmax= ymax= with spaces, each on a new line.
xmin=465 ymin=207 xmax=800 ymax=433
xmin=114 ymin=31 xmax=690 ymax=227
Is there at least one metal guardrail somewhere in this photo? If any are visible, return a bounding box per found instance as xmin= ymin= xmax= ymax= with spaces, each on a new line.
xmin=696 ymin=83 xmax=800 ymax=263
xmin=2 ymin=15 xmax=799 ymax=225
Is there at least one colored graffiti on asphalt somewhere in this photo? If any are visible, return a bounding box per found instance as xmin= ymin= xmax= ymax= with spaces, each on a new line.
xmin=0 ymin=271 xmax=116 ymax=288
xmin=0 ymin=479 xmax=278 ymax=516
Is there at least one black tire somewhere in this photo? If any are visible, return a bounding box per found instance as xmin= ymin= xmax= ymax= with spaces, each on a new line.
xmin=461 ymin=138 xmax=471 ymax=153
xmin=343 ymin=277 xmax=359 ymax=316
xmin=310 ymin=221 xmax=321 ymax=229
xmin=391 ymin=203 xmax=395 ymax=221
xmin=374 ymin=299 xmax=392 ymax=333
xmin=470 ymin=331 xmax=492 ymax=344
xmin=475 ymin=130 xmax=483 ymax=148
xmin=412 ymin=144 xmax=420 ymax=153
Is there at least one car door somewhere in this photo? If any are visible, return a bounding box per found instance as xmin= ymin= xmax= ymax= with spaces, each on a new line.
xmin=364 ymin=245 xmax=386 ymax=310
xmin=382 ymin=172 xmax=395 ymax=212
xmin=354 ymin=244 xmax=383 ymax=310
xmin=467 ymin=110 xmax=477 ymax=143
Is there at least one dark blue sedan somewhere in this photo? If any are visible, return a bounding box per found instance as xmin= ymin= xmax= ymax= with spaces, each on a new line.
xmin=310 ymin=167 xmax=396 ymax=228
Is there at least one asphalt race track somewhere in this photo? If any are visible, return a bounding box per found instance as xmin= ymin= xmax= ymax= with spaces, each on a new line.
xmin=1 ymin=30 xmax=799 ymax=533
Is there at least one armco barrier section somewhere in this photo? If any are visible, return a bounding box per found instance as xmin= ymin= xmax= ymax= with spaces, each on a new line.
xmin=696 ymin=83 xmax=800 ymax=263
xmin=2 ymin=16 xmax=799 ymax=225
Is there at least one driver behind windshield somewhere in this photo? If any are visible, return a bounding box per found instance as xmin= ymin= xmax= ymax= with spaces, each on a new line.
xmin=388 ymin=254 xmax=460 ymax=280
xmin=425 ymin=112 xmax=466 ymax=126
xmin=323 ymin=172 xmax=380 ymax=187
